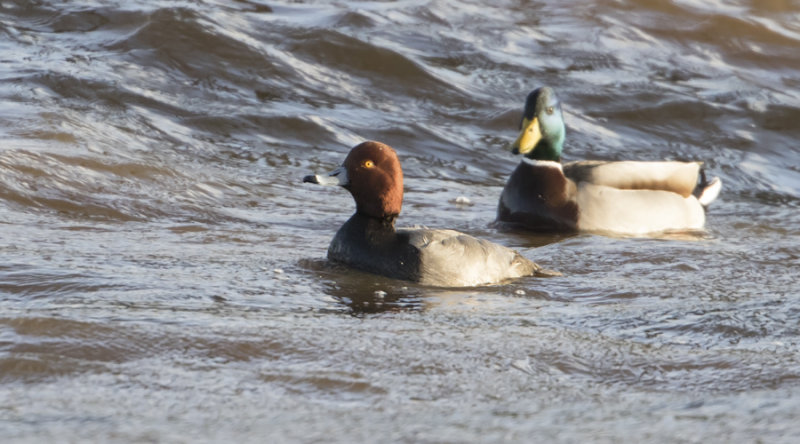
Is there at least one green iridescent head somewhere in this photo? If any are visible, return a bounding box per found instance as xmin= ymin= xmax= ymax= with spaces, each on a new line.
xmin=508 ymin=87 xmax=566 ymax=161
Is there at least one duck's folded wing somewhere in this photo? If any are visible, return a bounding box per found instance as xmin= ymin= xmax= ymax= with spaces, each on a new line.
xmin=564 ymin=160 xmax=700 ymax=197
xmin=399 ymin=228 xmax=540 ymax=286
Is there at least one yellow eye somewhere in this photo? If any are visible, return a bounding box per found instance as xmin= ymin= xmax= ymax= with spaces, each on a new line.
xmin=546 ymin=106 xmax=554 ymax=115
xmin=363 ymin=160 xmax=375 ymax=168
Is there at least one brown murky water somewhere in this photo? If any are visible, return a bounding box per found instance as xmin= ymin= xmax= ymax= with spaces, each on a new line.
xmin=1 ymin=0 xmax=800 ymax=442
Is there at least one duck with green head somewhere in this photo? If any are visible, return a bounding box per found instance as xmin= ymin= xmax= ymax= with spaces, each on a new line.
xmin=497 ymin=87 xmax=721 ymax=235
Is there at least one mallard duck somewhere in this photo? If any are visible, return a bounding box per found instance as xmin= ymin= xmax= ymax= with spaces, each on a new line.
xmin=497 ymin=87 xmax=721 ymax=235
xmin=304 ymin=141 xmax=557 ymax=287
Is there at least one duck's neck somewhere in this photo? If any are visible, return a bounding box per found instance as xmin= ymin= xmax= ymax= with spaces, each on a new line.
xmin=344 ymin=212 xmax=398 ymax=244
xmin=525 ymin=138 xmax=564 ymax=162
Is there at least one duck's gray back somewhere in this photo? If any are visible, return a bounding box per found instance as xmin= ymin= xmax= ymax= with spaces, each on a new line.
xmin=399 ymin=227 xmax=540 ymax=287
xmin=564 ymin=160 xmax=700 ymax=196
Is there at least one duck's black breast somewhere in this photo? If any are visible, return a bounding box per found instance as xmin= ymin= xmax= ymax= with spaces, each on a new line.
xmin=327 ymin=214 xmax=422 ymax=282
xmin=497 ymin=160 xmax=579 ymax=231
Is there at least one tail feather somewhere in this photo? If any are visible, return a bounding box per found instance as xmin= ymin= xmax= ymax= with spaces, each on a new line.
xmin=697 ymin=175 xmax=722 ymax=207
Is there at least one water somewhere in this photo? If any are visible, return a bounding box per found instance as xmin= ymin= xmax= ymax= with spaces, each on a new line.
xmin=1 ymin=0 xmax=799 ymax=442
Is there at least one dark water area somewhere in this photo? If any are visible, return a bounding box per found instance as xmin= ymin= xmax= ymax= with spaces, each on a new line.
xmin=1 ymin=0 xmax=799 ymax=442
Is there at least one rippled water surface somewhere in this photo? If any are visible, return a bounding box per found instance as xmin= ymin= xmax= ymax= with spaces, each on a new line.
xmin=2 ymin=0 xmax=800 ymax=442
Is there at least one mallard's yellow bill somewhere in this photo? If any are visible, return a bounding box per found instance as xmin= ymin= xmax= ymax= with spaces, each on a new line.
xmin=509 ymin=117 xmax=541 ymax=155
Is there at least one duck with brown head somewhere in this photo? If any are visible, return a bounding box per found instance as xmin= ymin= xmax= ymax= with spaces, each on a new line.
xmin=304 ymin=141 xmax=556 ymax=287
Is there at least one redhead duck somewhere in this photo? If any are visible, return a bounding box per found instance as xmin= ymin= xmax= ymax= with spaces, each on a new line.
xmin=498 ymin=87 xmax=722 ymax=235
xmin=304 ymin=141 xmax=556 ymax=287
